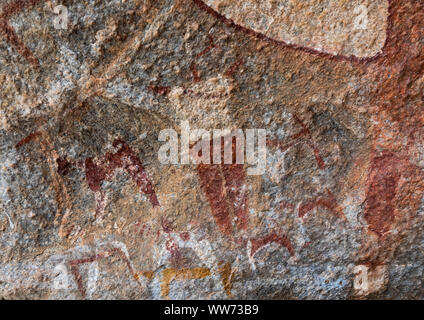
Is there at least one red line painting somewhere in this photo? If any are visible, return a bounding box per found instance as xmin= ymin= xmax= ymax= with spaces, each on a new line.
xmin=57 ymin=139 xmax=159 ymax=217
xmin=68 ymin=247 xmax=141 ymax=298
xmin=298 ymin=189 xmax=344 ymax=220
xmin=159 ymin=216 xmax=185 ymax=266
xmin=224 ymin=57 xmax=244 ymax=79
xmin=196 ymin=34 xmax=220 ymax=58
xmin=196 ymin=137 xmax=248 ymax=236
xmin=15 ymin=131 xmax=41 ymax=148
xmin=0 ymin=0 xmax=44 ymax=67
xmin=267 ymin=113 xmax=325 ymax=170
xmin=249 ymin=233 xmax=295 ymax=258
xmin=189 ymin=34 xmax=224 ymax=84
xmin=190 ymin=62 xmax=201 ymax=82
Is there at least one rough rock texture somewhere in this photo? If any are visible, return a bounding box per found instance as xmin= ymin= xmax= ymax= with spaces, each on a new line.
xmin=0 ymin=0 xmax=423 ymax=299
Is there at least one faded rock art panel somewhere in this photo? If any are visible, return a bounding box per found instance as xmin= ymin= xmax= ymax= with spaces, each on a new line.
xmin=0 ymin=0 xmax=423 ymax=300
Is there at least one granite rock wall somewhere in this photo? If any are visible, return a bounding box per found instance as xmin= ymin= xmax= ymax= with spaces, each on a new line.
xmin=0 ymin=0 xmax=423 ymax=299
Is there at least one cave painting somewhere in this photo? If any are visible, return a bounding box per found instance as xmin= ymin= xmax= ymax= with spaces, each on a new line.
xmin=0 ymin=0 xmax=45 ymax=67
xmin=195 ymin=0 xmax=424 ymax=293
xmin=57 ymin=139 xmax=160 ymax=219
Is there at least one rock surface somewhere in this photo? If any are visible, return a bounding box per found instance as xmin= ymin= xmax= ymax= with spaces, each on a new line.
xmin=0 ymin=0 xmax=423 ymax=299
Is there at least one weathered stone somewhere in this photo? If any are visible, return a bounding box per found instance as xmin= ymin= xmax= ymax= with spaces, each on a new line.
xmin=0 ymin=0 xmax=423 ymax=299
